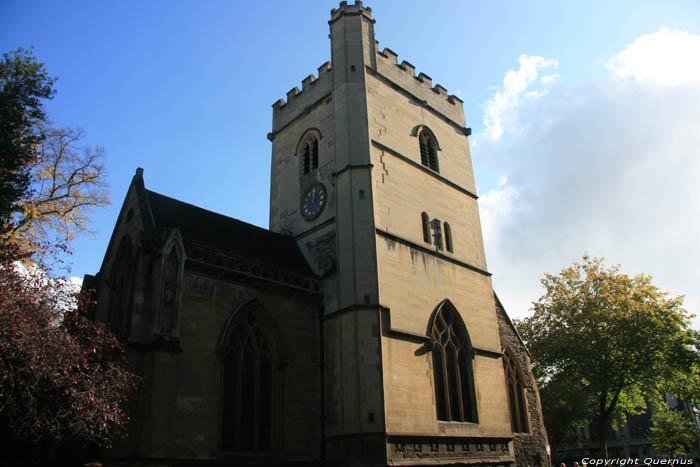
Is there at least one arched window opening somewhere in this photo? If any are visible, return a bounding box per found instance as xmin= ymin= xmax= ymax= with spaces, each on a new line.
xmin=221 ymin=305 xmax=277 ymax=452
xmin=159 ymin=245 xmax=181 ymax=335
xmin=430 ymin=301 xmax=477 ymax=422
xmin=503 ymin=349 xmax=529 ymax=433
xmin=301 ymin=136 xmax=319 ymax=175
xmin=109 ymin=238 xmax=132 ymax=339
xmin=419 ymin=129 xmax=439 ymax=172
xmin=421 ymin=212 xmax=431 ymax=244
xmin=444 ymin=222 xmax=453 ymax=253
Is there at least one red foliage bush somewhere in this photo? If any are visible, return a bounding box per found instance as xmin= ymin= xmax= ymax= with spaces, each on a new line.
xmin=0 ymin=255 xmax=139 ymax=448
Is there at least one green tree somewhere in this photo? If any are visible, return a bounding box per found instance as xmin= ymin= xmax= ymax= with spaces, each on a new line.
xmin=0 ymin=48 xmax=56 ymax=237
xmin=649 ymin=407 xmax=698 ymax=458
xmin=515 ymin=255 xmax=699 ymax=458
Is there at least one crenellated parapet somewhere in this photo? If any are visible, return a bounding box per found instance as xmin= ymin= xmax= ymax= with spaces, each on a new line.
xmin=329 ymin=1 xmax=373 ymax=22
xmin=375 ymin=45 xmax=466 ymax=127
xmin=272 ymin=61 xmax=333 ymax=133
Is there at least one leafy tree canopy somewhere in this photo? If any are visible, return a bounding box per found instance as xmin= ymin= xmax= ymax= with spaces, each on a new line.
xmin=0 ymin=48 xmax=56 ymax=233
xmin=516 ymin=255 xmax=699 ymax=457
xmin=649 ymin=407 xmax=698 ymax=458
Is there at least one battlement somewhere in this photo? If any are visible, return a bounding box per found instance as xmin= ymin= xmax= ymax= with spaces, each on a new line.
xmin=272 ymin=61 xmax=333 ymax=132
xmin=330 ymin=1 xmax=373 ymax=23
xmin=272 ymin=1 xmax=466 ymax=132
xmin=375 ymin=45 xmax=465 ymax=126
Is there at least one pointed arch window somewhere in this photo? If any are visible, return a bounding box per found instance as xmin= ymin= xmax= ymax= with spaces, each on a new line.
xmin=503 ymin=349 xmax=529 ymax=433
xmin=221 ymin=303 xmax=278 ymax=453
xmin=443 ymin=222 xmax=453 ymax=253
xmin=109 ymin=238 xmax=133 ymax=339
xmin=158 ymin=244 xmax=181 ymax=335
xmin=430 ymin=301 xmax=477 ymax=422
xmin=419 ymin=128 xmax=439 ymax=172
xmin=301 ymin=136 xmax=319 ymax=175
xmin=422 ymin=212 xmax=431 ymax=244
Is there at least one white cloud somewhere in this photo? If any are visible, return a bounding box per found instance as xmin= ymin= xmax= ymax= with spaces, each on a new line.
xmin=70 ymin=276 xmax=83 ymax=290
xmin=541 ymin=73 xmax=560 ymax=84
xmin=480 ymin=176 xmax=518 ymax=249
xmin=481 ymin=55 xmax=558 ymax=141
xmin=477 ymin=29 xmax=700 ymax=325
xmin=607 ymin=28 xmax=700 ymax=86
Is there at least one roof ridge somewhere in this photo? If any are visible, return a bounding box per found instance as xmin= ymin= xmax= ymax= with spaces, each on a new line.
xmin=145 ymin=188 xmax=284 ymax=238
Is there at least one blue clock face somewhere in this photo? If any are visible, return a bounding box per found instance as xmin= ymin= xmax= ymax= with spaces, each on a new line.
xmin=301 ymin=184 xmax=327 ymax=220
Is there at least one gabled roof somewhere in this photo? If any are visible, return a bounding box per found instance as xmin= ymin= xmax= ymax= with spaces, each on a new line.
xmin=99 ymin=168 xmax=315 ymax=280
xmin=144 ymin=189 xmax=313 ymax=276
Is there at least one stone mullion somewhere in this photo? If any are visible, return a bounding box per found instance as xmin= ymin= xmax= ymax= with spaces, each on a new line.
xmin=440 ymin=344 xmax=451 ymax=420
xmin=234 ymin=349 xmax=243 ymax=450
xmin=252 ymin=349 xmax=261 ymax=451
xmin=454 ymin=346 xmax=465 ymax=422
xmin=511 ymin=377 xmax=520 ymax=432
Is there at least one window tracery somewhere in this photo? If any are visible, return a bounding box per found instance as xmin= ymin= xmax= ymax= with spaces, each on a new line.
xmin=430 ymin=301 xmax=477 ymax=422
xmin=221 ymin=303 xmax=278 ymax=452
xmin=503 ymin=349 xmax=529 ymax=433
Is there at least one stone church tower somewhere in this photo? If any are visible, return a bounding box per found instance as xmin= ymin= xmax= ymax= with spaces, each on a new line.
xmin=269 ymin=2 xmax=544 ymax=464
xmin=88 ymin=2 xmax=550 ymax=466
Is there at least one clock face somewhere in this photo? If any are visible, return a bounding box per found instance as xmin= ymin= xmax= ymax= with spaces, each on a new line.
xmin=301 ymin=184 xmax=327 ymax=220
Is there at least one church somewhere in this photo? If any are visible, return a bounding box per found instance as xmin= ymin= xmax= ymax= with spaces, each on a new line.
xmin=86 ymin=2 xmax=551 ymax=466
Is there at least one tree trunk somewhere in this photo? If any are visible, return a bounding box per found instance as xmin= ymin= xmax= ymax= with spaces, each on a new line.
xmin=598 ymin=418 xmax=609 ymax=458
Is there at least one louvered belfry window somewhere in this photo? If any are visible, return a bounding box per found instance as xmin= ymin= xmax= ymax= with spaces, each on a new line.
xmin=221 ymin=309 xmax=274 ymax=452
xmin=419 ymin=129 xmax=439 ymax=172
xmin=503 ymin=349 xmax=529 ymax=433
xmin=302 ymin=136 xmax=319 ymax=175
xmin=431 ymin=302 xmax=477 ymax=422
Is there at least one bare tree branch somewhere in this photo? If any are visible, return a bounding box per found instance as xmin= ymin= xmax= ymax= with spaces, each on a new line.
xmin=7 ymin=124 xmax=109 ymax=257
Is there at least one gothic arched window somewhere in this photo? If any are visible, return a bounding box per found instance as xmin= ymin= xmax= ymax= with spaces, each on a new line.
xmin=221 ymin=303 xmax=278 ymax=453
xmin=422 ymin=212 xmax=431 ymax=244
xmin=430 ymin=301 xmax=477 ymax=422
xmin=419 ymin=128 xmax=439 ymax=172
xmin=444 ymin=222 xmax=453 ymax=253
xmin=158 ymin=244 xmax=181 ymax=335
xmin=301 ymin=135 xmax=319 ymax=175
xmin=109 ymin=238 xmax=133 ymax=339
xmin=503 ymin=349 xmax=529 ymax=433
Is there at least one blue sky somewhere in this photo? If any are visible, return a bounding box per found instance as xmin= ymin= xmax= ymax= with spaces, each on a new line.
xmin=3 ymin=1 xmax=700 ymax=322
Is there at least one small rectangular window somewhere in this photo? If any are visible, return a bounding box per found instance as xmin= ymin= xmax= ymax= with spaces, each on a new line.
xmin=359 ymin=190 xmax=365 ymax=200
